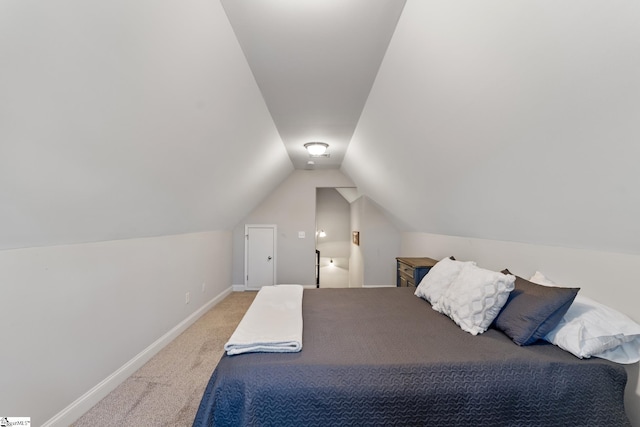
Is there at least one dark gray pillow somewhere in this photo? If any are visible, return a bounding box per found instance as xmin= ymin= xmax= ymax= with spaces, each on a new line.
xmin=494 ymin=270 xmax=579 ymax=346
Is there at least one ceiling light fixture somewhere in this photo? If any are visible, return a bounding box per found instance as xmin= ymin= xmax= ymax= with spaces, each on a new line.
xmin=304 ymin=142 xmax=329 ymax=156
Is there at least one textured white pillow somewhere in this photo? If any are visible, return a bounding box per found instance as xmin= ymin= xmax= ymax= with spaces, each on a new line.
xmin=439 ymin=264 xmax=515 ymax=335
xmin=531 ymin=272 xmax=640 ymax=364
xmin=414 ymin=257 xmax=475 ymax=311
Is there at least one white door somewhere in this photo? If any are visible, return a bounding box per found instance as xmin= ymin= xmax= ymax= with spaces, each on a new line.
xmin=245 ymin=224 xmax=276 ymax=290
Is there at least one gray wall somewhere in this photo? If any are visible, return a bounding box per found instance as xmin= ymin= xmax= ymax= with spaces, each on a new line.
xmin=0 ymin=0 xmax=292 ymax=251
xmin=349 ymin=197 xmax=364 ymax=287
xmin=343 ymin=0 xmax=640 ymax=255
xmin=231 ymin=172 xmax=400 ymax=288
xmin=350 ymin=196 xmax=401 ymax=287
xmin=0 ymin=231 xmax=232 ymax=426
xmin=232 ymin=170 xmax=355 ymax=286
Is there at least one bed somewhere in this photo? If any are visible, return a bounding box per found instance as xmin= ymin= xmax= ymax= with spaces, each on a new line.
xmin=193 ymin=287 xmax=630 ymax=426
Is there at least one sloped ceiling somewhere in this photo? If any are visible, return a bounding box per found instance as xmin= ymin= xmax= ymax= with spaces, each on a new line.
xmin=221 ymin=0 xmax=405 ymax=169
xmin=3 ymin=1 xmax=639 ymax=257
xmin=0 ymin=0 xmax=293 ymax=250
xmin=343 ymin=0 xmax=640 ymax=255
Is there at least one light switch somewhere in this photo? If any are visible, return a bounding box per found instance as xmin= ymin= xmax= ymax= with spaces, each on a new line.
xmin=298 ymin=231 xmax=305 ymax=239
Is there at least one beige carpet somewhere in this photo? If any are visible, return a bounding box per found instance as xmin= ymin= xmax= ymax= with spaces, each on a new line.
xmin=72 ymin=291 xmax=256 ymax=427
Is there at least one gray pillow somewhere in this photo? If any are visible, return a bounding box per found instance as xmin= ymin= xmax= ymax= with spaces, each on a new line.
xmin=494 ymin=270 xmax=579 ymax=346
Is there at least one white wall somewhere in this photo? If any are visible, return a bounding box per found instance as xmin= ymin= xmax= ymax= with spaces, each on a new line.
xmin=0 ymin=231 xmax=232 ymax=426
xmin=349 ymin=198 xmax=364 ymax=288
xmin=349 ymin=196 xmax=401 ymax=287
xmin=0 ymin=0 xmax=292 ymax=251
xmin=343 ymin=0 xmax=640 ymax=255
xmin=402 ymin=232 xmax=640 ymax=426
xmin=318 ymin=260 xmax=350 ymax=288
xmin=362 ymin=197 xmax=401 ymax=287
xmin=232 ymin=170 xmax=355 ymax=287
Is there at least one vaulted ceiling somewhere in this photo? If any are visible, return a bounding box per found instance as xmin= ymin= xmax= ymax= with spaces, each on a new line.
xmin=221 ymin=0 xmax=405 ymax=169
xmin=2 ymin=0 xmax=639 ymax=255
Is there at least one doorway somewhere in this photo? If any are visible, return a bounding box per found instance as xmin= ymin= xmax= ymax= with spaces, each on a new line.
xmin=315 ymin=188 xmax=353 ymax=288
xmin=244 ymin=224 xmax=276 ymax=290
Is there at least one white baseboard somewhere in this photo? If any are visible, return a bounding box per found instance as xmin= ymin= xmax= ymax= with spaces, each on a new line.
xmin=240 ymin=284 xmax=395 ymax=290
xmin=42 ymin=286 xmax=233 ymax=427
xmin=234 ymin=284 xmax=317 ymax=291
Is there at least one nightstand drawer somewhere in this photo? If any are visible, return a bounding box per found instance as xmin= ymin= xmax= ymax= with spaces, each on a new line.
xmin=398 ymin=263 xmax=415 ymax=278
xmin=398 ymin=266 xmax=415 ymax=287
xmin=396 ymin=257 xmax=438 ymax=287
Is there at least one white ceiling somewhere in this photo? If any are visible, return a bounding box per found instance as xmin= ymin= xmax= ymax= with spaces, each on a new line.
xmin=4 ymin=0 xmax=639 ymax=257
xmin=221 ymin=0 xmax=406 ymax=169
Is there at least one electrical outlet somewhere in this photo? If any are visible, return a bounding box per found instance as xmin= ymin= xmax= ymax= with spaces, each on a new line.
xmin=202 ymin=282 xmax=206 ymax=293
xmin=185 ymin=292 xmax=190 ymax=304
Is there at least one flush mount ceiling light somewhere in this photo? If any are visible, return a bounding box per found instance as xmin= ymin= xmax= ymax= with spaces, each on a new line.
xmin=304 ymin=142 xmax=329 ymax=157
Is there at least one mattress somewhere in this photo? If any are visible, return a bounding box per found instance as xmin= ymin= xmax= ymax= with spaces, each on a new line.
xmin=193 ymin=287 xmax=630 ymax=426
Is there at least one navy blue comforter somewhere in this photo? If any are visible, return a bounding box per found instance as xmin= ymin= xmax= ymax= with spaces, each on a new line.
xmin=193 ymin=287 xmax=630 ymax=427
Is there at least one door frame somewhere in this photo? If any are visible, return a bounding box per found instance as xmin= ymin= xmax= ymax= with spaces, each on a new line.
xmin=244 ymin=224 xmax=277 ymax=290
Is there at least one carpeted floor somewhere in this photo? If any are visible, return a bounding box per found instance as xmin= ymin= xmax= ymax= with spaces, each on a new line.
xmin=72 ymin=291 xmax=256 ymax=427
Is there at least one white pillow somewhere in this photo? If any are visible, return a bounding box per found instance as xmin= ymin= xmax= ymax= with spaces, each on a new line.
xmin=439 ymin=264 xmax=515 ymax=335
xmin=530 ymin=271 xmax=640 ymax=364
xmin=414 ymin=257 xmax=474 ymax=310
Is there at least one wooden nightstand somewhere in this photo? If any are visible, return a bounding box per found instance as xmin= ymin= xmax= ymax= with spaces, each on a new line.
xmin=396 ymin=257 xmax=438 ymax=287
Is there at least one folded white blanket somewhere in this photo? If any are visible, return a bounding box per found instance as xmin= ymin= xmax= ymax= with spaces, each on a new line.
xmin=224 ymin=285 xmax=304 ymax=356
